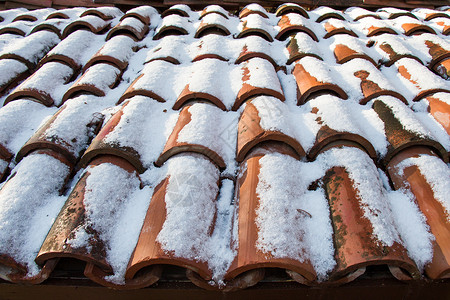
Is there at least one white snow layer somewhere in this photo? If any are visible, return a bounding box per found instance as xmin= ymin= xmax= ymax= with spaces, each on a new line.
xmin=0 ymin=152 xmax=70 ymax=276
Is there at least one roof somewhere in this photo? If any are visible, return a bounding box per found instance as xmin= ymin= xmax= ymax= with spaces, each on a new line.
xmin=0 ymin=2 xmax=449 ymax=294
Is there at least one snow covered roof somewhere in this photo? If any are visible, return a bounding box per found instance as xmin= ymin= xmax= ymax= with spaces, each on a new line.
xmin=0 ymin=3 xmax=449 ymax=293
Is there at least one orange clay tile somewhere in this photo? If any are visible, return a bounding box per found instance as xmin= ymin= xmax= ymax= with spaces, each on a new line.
xmin=80 ymin=102 xmax=145 ymax=173
xmin=1 ymin=148 xmax=72 ymax=284
xmin=120 ymin=11 xmax=151 ymax=26
xmin=153 ymin=24 xmax=188 ymax=40
xmin=161 ymin=7 xmax=189 ymax=18
xmin=106 ymin=18 xmax=149 ymax=41
xmin=366 ymin=25 xmax=397 ymax=37
xmin=239 ymin=7 xmax=268 ymax=19
xmin=4 ymin=62 xmax=74 ymax=107
xmin=226 ymin=146 xmax=316 ymax=284
xmin=235 ymin=44 xmax=277 ymax=69
xmin=275 ymin=4 xmax=309 ymax=18
xmin=323 ymin=22 xmax=358 ymax=39
xmin=385 ymin=11 xmax=418 ymax=20
xmin=233 ymin=60 xmax=285 ymax=111
xmin=401 ymin=23 xmax=436 ymax=36
xmin=80 ymin=8 xmax=120 ymax=20
xmin=353 ymin=70 xmax=408 ymax=105
xmin=426 ymin=94 xmax=450 ymax=135
xmin=292 ymin=61 xmax=348 ymax=105
xmin=397 ymin=62 xmax=450 ymax=101
xmin=323 ymin=164 xmax=419 ymax=283
xmin=195 ymin=16 xmax=230 ymax=38
xmin=36 ymin=155 xmax=137 ymax=273
xmin=443 ymin=24 xmax=450 ymax=35
xmin=79 ymin=102 xmax=146 ymax=173
xmin=423 ymin=40 xmax=450 ymax=69
xmin=237 ymin=21 xmax=273 ymax=42
xmin=387 ymin=147 xmax=450 ymax=279
xmin=424 ymin=12 xmax=450 ymax=21
xmin=29 ymin=21 xmax=66 ymax=38
xmin=12 ymin=13 xmax=39 ymax=22
xmin=83 ymin=45 xmax=131 ymax=72
xmin=377 ymin=41 xmax=422 ymax=67
xmin=433 ymin=57 xmax=450 ymax=80
xmin=0 ymin=64 xmax=29 ymax=98
xmin=16 ymin=106 xmax=78 ymax=166
xmin=174 ymin=84 xmax=226 ymax=111
xmin=316 ymin=12 xmax=345 ymax=23
xmin=0 ymin=25 xmax=26 ymax=36
xmin=372 ymin=99 xmax=448 ymax=165
xmin=192 ymin=53 xmax=227 ymax=63
xmin=62 ymin=16 xmax=110 ymax=39
xmin=334 ymin=44 xmax=376 ymax=66
xmin=84 ymin=262 xmax=162 ymax=290
xmin=236 ymin=101 xmax=305 ymax=162
xmin=276 ymin=15 xmax=318 ymax=41
xmin=125 ymin=177 xmax=215 ymax=281
xmin=62 ymin=63 xmax=121 ymax=102
xmin=200 ymin=8 xmax=229 ymax=20
xmin=308 ymin=124 xmax=377 ymax=161
xmin=155 ymin=105 xmax=226 ymax=169
xmin=353 ymin=13 xmax=381 ymax=22
xmin=286 ymin=34 xmax=322 ymax=65
xmin=118 ymin=73 xmax=166 ymax=104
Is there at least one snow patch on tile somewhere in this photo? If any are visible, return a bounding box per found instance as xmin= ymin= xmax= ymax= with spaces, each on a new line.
xmin=0 ymin=152 xmax=70 ymax=276
xmin=387 ymin=189 xmax=434 ymax=270
xmin=397 ymin=154 xmax=450 ymax=218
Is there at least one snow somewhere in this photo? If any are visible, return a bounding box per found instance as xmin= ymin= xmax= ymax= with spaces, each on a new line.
xmin=251 ymin=95 xmax=298 ymax=138
xmin=156 ymin=15 xmax=193 ymax=36
xmin=130 ymin=59 xmax=186 ymax=102
xmin=241 ymin=57 xmax=283 ymax=95
xmin=297 ymin=56 xmax=335 ymax=84
xmin=310 ymin=6 xmax=345 ymax=22
xmin=202 ymin=5 xmax=229 ymax=18
xmin=387 ymin=190 xmax=434 ymax=271
xmin=396 ymin=154 xmax=450 ymax=218
xmin=0 ymin=30 xmax=59 ymax=66
xmin=0 ymin=99 xmax=56 ymax=154
xmin=73 ymin=15 xmax=109 ymax=31
xmin=47 ymin=7 xmax=86 ymax=20
xmin=177 ymin=103 xmax=238 ymax=173
xmin=156 ymin=154 xmax=220 ymax=264
xmin=15 ymin=61 xmax=73 ymax=106
xmin=255 ymin=152 xmax=336 ymax=279
xmin=103 ymin=96 xmax=179 ymax=169
xmin=67 ymin=162 xmax=144 ymax=283
xmin=239 ymin=14 xmax=275 ymax=38
xmin=0 ymin=152 xmax=70 ymax=276
xmin=288 ymin=32 xmax=322 ymax=60
xmin=118 ymin=16 xmax=146 ymax=32
xmin=94 ymin=35 xmax=135 ymax=66
xmin=145 ymin=35 xmax=188 ymax=64
xmin=372 ymin=35 xmax=419 ymax=64
xmin=125 ymin=6 xmax=158 ymax=23
xmin=46 ymin=30 xmax=105 ymax=67
xmin=199 ymin=13 xmax=230 ymax=33
xmin=0 ymin=59 xmax=28 ymax=88
xmin=75 ymin=63 xmax=120 ymax=93
xmin=377 ymin=96 xmax=435 ymax=139
xmin=15 ymin=8 xmax=55 ymax=21
xmin=345 ymin=7 xmax=377 ymax=20
xmin=43 ymin=95 xmax=115 ymax=158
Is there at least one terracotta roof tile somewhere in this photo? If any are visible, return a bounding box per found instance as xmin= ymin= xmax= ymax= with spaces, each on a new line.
xmin=0 ymin=2 xmax=449 ymax=292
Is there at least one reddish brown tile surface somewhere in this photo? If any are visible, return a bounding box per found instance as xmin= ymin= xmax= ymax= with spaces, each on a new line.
xmin=0 ymin=2 xmax=449 ymax=293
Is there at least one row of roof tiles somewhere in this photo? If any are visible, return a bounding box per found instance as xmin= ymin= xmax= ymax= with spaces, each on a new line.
xmin=0 ymin=3 xmax=448 ymax=291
